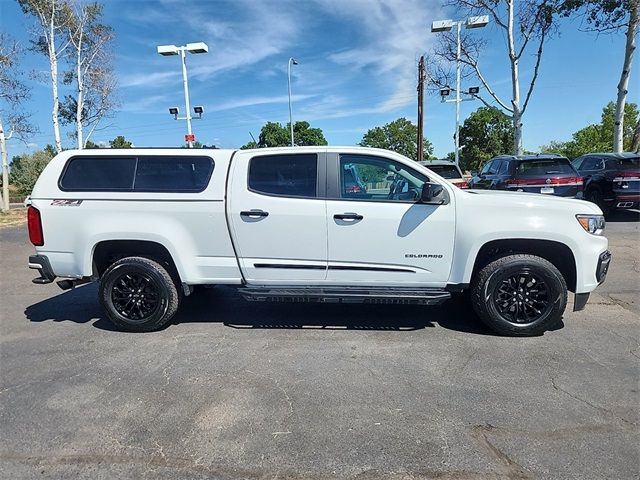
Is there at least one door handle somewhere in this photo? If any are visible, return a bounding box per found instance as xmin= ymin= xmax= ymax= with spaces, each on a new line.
xmin=334 ymin=213 xmax=363 ymax=221
xmin=240 ymin=209 xmax=269 ymax=218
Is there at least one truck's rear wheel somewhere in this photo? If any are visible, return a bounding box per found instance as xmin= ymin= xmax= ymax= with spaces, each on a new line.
xmin=99 ymin=256 xmax=179 ymax=332
xmin=471 ymin=254 xmax=567 ymax=336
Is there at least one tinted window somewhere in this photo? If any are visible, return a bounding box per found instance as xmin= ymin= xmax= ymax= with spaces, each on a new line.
xmin=249 ymin=154 xmax=317 ymax=197
xmin=498 ymin=160 xmax=510 ymax=175
xmin=60 ymin=157 xmax=136 ymax=191
xmin=60 ymin=156 xmax=214 ymax=192
xmin=615 ymin=156 xmax=639 ymax=170
xmin=516 ymin=158 xmax=575 ymax=176
xmin=479 ymin=160 xmax=494 ymax=175
xmin=488 ymin=160 xmax=502 ymax=175
xmin=134 ymin=156 xmax=213 ymax=192
xmin=428 ymin=164 xmax=461 ymax=179
xmin=339 ymin=155 xmax=428 ymax=202
xmin=579 ymin=157 xmax=604 ymax=171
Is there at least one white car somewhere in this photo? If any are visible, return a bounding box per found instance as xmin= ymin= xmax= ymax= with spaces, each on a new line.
xmin=27 ymin=147 xmax=610 ymax=336
xmin=419 ymin=160 xmax=468 ymax=189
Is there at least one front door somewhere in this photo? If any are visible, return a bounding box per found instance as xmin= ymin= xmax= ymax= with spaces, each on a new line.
xmin=325 ymin=153 xmax=456 ymax=286
xmin=228 ymin=151 xmax=327 ymax=283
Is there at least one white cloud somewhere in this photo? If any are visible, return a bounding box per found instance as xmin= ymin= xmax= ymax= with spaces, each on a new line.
xmin=209 ymin=94 xmax=318 ymax=112
xmin=317 ymin=0 xmax=442 ymax=111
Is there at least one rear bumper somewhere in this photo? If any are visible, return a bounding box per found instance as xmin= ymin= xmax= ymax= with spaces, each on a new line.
xmin=612 ymin=192 xmax=640 ymax=209
xmin=28 ymin=255 xmax=56 ymax=284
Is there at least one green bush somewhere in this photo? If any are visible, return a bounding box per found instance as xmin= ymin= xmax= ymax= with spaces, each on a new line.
xmin=9 ymin=149 xmax=53 ymax=196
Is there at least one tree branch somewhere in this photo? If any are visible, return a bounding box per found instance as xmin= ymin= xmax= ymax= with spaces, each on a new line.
xmin=521 ymin=28 xmax=546 ymax=115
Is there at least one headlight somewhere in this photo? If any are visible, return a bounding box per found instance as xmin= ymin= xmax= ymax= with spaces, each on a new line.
xmin=576 ymin=214 xmax=605 ymax=235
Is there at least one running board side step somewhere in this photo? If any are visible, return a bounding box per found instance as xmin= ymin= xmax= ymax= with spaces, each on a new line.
xmin=239 ymin=286 xmax=451 ymax=305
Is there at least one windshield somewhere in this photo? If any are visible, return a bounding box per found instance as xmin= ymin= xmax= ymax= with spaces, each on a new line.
xmin=427 ymin=165 xmax=461 ymax=179
xmin=516 ymin=159 xmax=575 ymax=176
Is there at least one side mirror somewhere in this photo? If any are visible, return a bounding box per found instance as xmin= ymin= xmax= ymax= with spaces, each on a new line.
xmin=420 ymin=182 xmax=445 ymax=203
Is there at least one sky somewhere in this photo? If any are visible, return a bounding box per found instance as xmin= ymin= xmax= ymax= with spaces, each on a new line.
xmin=1 ymin=0 xmax=638 ymax=158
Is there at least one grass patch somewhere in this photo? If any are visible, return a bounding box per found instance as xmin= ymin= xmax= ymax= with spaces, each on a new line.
xmin=0 ymin=208 xmax=27 ymax=228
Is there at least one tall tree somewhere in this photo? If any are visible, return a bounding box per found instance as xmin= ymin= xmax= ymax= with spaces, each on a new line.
xmin=541 ymin=101 xmax=639 ymax=158
xmin=0 ymin=34 xmax=35 ymax=212
xmin=359 ymin=117 xmax=433 ymax=161
xmin=9 ymin=148 xmax=54 ymax=196
xmin=61 ymin=1 xmax=117 ymax=148
xmin=431 ymin=0 xmax=556 ymax=155
xmin=18 ymin=0 xmax=75 ymax=153
xmin=459 ymin=107 xmax=514 ymax=172
xmin=241 ymin=121 xmax=328 ymax=148
xmin=109 ymin=135 xmax=132 ymax=148
xmin=559 ymin=0 xmax=639 ymax=152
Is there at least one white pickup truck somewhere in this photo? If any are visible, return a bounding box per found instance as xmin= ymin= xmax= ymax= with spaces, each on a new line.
xmin=27 ymin=147 xmax=611 ymax=336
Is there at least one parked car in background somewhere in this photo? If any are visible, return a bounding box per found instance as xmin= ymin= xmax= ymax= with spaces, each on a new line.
xmin=419 ymin=160 xmax=468 ymax=189
xmin=468 ymin=154 xmax=583 ymax=198
xmin=572 ymin=152 xmax=639 ymax=215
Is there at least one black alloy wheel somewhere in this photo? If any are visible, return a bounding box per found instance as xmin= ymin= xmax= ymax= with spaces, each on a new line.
xmin=111 ymin=272 xmax=161 ymax=322
xmin=99 ymin=256 xmax=180 ymax=332
xmin=493 ymin=269 xmax=551 ymax=325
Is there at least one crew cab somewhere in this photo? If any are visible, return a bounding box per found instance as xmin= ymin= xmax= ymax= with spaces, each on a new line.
xmin=572 ymin=152 xmax=640 ymax=215
xmin=27 ymin=147 xmax=611 ymax=336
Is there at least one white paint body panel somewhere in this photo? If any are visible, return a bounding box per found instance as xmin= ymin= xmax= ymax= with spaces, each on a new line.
xmin=29 ymin=147 xmax=608 ymax=295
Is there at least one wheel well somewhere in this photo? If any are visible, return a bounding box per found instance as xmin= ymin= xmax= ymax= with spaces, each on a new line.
xmin=472 ymin=239 xmax=577 ymax=292
xmin=93 ymin=240 xmax=180 ymax=281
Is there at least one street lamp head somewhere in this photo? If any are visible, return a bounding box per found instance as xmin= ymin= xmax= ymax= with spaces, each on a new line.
xmin=193 ymin=106 xmax=204 ymax=114
xmin=157 ymin=45 xmax=179 ymax=56
xmin=169 ymin=106 xmax=179 ymax=116
xmin=466 ymin=15 xmax=489 ymax=29
xmin=468 ymin=86 xmax=480 ymax=94
xmin=431 ymin=19 xmax=454 ymax=32
xmin=440 ymin=87 xmax=451 ymax=97
xmin=290 ymin=57 xmax=298 ymax=65
xmin=186 ymin=42 xmax=209 ymax=54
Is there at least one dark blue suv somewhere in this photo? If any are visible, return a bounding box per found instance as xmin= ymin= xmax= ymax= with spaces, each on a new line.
xmin=468 ymin=154 xmax=583 ymax=198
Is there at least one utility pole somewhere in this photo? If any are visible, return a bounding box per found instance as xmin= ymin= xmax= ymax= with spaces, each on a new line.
xmin=417 ymin=55 xmax=425 ymax=162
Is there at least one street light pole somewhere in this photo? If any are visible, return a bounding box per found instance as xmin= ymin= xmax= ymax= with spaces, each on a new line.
xmin=179 ymin=48 xmax=194 ymax=148
xmin=157 ymin=42 xmax=208 ymax=148
xmin=288 ymin=57 xmax=298 ymax=147
xmin=431 ymin=16 xmax=489 ymax=166
xmin=455 ymin=21 xmax=462 ymax=166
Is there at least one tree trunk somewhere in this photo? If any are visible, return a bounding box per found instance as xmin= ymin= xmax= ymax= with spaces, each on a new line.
xmin=506 ymin=0 xmax=523 ymax=155
xmin=0 ymin=119 xmax=9 ymax=213
xmin=48 ymin=8 xmax=63 ymax=154
xmin=76 ymin=33 xmax=84 ymax=149
xmin=613 ymin=1 xmax=638 ymax=152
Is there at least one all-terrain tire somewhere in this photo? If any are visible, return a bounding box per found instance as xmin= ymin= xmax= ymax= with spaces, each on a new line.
xmin=99 ymin=256 xmax=179 ymax=332
xmin=471 ymin=254 xmax=567 ymax=336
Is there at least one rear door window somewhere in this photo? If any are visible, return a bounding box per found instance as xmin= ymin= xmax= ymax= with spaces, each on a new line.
xmin=248 ymin=154 xmax=318 ymax=198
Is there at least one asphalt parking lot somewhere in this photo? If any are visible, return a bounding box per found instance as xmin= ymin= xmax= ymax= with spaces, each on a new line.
xmin=1 ymin=212 xmax=638 ymax=480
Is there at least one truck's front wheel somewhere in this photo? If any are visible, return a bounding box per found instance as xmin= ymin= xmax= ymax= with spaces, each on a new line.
xmin=99 ymin=256 xmax=179 ymax=332
xmin=471 ymin=254 xmax=567 ymax=336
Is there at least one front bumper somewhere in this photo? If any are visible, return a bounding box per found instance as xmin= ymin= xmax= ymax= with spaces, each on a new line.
xmin=596 ymin=250 xmax=611 ymax=284
xmin=573 ymin=250 xmax=611 ymax=312
xmin=28 ymin=255 xmax=56 ymax=284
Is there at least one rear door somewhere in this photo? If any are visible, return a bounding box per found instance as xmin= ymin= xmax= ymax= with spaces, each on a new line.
xmin=325 ymin=153 xmax=455 ymax=286
xmin=228 ymin=151 xmax=327 ymax=283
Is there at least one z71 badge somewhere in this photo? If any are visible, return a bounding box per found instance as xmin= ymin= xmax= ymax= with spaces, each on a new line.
xmin=51 ymin=199 xmax=83 ymax=206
